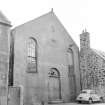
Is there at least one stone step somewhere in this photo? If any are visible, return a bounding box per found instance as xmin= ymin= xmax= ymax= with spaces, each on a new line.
xmin=48 ymin=99 xmax=64 ymax=104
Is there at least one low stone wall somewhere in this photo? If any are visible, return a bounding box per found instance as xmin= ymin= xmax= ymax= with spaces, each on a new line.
xmin=8 ymin=86 xmax=21 ymax=105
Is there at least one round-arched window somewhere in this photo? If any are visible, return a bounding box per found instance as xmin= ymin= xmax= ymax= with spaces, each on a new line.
xmin=48 ymin=68 xmax=60 ymax=78
xmin=27 ymin=37 xmax=37 ymax=73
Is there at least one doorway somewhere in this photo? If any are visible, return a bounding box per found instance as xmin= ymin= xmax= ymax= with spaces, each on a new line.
xmin=48 ymin=68 xmax=61 ymax=101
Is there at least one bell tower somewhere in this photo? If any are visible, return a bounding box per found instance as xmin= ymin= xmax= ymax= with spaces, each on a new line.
xmin=79 ymin=29 xmax=90 ymax=89
xmin=80 ymin=29 xmax=90 ymax=50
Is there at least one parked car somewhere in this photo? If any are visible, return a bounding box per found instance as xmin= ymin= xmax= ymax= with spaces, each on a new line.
xmin=76 ymin=89 xmax=103 ymax=104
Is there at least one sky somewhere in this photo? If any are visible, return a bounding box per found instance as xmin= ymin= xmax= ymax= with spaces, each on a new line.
xmin=0 ymin=0 xmax=105 ymax=51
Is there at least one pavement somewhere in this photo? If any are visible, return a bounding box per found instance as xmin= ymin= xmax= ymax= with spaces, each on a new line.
xmin=67 ymin=103 xmax=105 ymax=105
xmin=46 ymin=102 xmax=105 ymax=105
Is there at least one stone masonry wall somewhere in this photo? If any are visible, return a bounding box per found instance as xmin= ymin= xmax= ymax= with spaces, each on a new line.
xmin=80 ymin=49 xmax=105 ymax=99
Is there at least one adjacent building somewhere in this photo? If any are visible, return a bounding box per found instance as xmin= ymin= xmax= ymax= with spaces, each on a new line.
xmin=80 ymin=30 xmax=105 ymax=99
xmin=0 ymin=11 xmax=11 ymax=105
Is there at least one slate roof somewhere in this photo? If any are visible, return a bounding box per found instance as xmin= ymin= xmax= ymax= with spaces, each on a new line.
xmin=92 ymin=49 xmax=105 ymax=60
xmin=0 ymin=11 xmax=11 ymax=25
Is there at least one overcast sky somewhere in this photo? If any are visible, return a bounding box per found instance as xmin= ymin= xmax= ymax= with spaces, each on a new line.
xmin=0 ymin=0 xmax=105 ymax=51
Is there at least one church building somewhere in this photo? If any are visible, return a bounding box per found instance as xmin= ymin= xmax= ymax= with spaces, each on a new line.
xmin=0 ymin=11 xmax=81 ymax=105
xmin=80 ymin=30 xmax=105 ymax=99
xmin=1 ymin=9 xmax=105 ymax=105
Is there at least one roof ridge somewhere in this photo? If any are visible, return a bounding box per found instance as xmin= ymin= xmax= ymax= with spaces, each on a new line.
xmin=0 ymin=11 xmax=11 ymax=25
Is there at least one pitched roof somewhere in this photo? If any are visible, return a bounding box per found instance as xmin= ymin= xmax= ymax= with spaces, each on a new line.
xmin=13 ymin=11 xmax=78 ymax=48
xmin=92 ymin=49 xmax=105 ymax=60
xmin=0 ymin=11 xmax=11 ymax=25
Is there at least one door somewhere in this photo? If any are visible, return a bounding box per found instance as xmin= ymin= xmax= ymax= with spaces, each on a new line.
xmin=48 ymin=68 xmax=61 ymax=101
xmin=68 ymin=65 xmax=76 ymax=100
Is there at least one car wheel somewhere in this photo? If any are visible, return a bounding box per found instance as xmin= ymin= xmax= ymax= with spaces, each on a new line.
xmin=89 ymin=98 xmax=93 ymax=104
xmin=100 ymin=97 xmax=103 ymax=103
xmin=77 ymin=101 xmax=81 ymax=103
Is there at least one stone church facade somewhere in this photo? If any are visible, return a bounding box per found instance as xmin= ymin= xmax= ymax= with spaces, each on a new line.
xmin=1 ymin=9 xmax=105 ymax=105
xmin=80 ymin=30 xmax=105 ymax=99
xmin=0 ymin=11 xmax=81 ymax=105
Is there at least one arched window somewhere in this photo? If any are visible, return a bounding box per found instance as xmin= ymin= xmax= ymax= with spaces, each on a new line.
xmin=48 ymin=68 xmax=60 ymax=78
xmin=27 ymin=37 xmax=37 ymax=73
xmin=67 ymin=47 xmax=76 ymax=99
xmin=67 ymin=48 xmax=73 ymax=66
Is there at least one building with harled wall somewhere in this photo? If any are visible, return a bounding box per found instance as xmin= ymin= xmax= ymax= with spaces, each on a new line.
xmin=0 ymin=12 xmax=11 ymax=105
xmin=11 ymin=11 xmax=80 ymax=105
